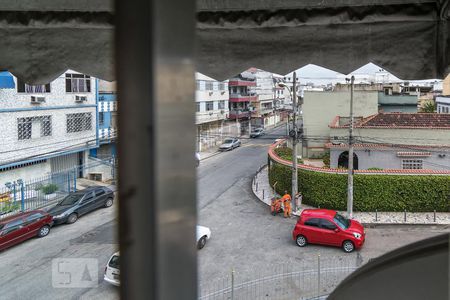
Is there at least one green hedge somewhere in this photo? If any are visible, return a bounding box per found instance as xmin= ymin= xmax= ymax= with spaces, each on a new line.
xmin=268 ymin=158 xmax=450 ymax=212
xmin=273 ymin=147 xmax=304 ymax=164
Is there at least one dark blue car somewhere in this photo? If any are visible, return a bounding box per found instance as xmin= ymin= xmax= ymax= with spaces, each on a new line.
xmin=48 ymin=186 xmax=114 ymax=225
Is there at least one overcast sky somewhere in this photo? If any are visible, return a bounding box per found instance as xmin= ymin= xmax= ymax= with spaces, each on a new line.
xmin=284 ymin=63 xmax=440 ymax=86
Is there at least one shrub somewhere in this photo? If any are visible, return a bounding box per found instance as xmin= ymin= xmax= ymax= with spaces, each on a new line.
xmin=367 ymin=167 xmax=383 ymax=170
xmin=268 ymin=157 xmax=450 ymax=212
xmin=40 ymin=184 xmax=58 ymax=195
xmin=0 ymin=202 xmax=20 ymax=214
xmin=273 ymin=147 xmax=304 ymax=164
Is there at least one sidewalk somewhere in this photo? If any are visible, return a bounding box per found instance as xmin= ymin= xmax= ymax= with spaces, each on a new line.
xmin=252 ymin=165 xmax=450 ymax=225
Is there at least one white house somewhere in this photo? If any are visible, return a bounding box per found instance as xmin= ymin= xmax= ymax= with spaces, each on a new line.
xmin=196 ymin=73 xmax=229 ymax=151
xmin=436 ymin=96 xmax=450 ymax=113
xmin=0 ymin=70 xmax=98 ymax=186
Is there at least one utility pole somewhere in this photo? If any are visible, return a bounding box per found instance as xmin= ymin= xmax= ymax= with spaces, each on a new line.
xmin=347 ymin=76 xmax=355 ymax=219
xmin=291 ymin=72 xmax=298 ymax=212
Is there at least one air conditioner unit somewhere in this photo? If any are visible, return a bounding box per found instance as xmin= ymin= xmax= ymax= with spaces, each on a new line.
xmin=30 ymin=96 xmax=46 ymax=103
xmin=75 ymin=95 xmax=88 ymax=102
xmin=209 ymin=91 xmax=213 ymax=96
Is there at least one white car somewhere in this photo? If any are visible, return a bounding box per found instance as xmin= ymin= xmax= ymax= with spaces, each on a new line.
xmin=196 ymin=225 xmax=211 ymax=249
xmin=104 ymin=252 xmax=120 ymax=286
xmin=219 ymin=138 xmax=241 ymax=151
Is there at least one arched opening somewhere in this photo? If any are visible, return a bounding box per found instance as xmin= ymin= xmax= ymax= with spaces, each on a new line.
xmin=338 ymin=151 xmax=359 ymax=170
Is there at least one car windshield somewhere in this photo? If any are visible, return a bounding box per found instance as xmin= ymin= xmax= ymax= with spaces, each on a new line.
xmin=333 ymin=212 xmax=350 ymax=229
xmin=109 ymin=255 xmax=120 ymax=269
xmin=59 ymin=194 xmax=83 ymax=206
xmin=223 ymin=139 xmax=233 ymax=143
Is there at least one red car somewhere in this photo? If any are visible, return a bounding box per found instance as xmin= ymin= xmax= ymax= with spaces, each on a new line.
xmin=292 ymin=209 xmax=365 ymax=253
xmin=0 ymin=210 xmax=53 ymax=251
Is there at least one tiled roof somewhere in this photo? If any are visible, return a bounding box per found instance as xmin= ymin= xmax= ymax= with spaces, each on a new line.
xmin=325 ymin=143 xmax=450 ymax=150
xmin=270 ymin=140 xmax=450 ymax=175
xmin=330 ymin=113 xmax=450 ymax=129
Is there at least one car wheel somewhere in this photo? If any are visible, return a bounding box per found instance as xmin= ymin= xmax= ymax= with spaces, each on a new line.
xmin=67 ymin=213 xmax=78 ymax=224
xmin=197 ymin=236 xmax=207 ymax=249
xmin=296 ymin=235 xmax=307 ymax=247
xmin=37 ymin=225 xmax=50 ymax=237
xmin=342 ymin=240 xmax=355 ymax=253
xmin=105 ymin=197 xmax=114 ymax=208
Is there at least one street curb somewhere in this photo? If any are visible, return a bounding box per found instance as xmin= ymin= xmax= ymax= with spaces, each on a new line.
xmin=362 ymin=223 xmax=449 ymax=228
xmin=252 ymin=166 xmax=450 ymax=226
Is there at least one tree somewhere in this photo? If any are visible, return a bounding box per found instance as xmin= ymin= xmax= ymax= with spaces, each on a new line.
xmin=421 ymin=101 xmax=435 ymax=113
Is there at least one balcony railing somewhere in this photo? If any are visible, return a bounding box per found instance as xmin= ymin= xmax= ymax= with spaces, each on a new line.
xmin=228 ymin=80 xmax=257 ymax=87
xmin=229 ymin=110 xmax=251 ymax=119
xmin=229 ymin=94 xmax=257 ymax=102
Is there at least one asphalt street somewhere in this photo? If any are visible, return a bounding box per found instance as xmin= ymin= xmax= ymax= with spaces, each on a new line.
xmin=0 ymin=199 xmax=119 ymax=300
xmin=197 ymin=125 xmax=450 ymax=289
xmin=0 ymin=124 xmax=448 ymax=299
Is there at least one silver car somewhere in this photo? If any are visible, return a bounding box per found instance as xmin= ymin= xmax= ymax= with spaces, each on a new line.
xmin=250 ymin=128 xmax=265 ymax=138
xmin=219 ymin=138 xmax=241 ymax=151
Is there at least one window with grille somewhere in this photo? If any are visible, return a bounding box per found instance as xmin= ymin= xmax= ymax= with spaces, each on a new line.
xmin=99 ymin=112 xmax=105 ymax=126
xmin=219 ymin=82 xmax=225 ymax=90
xmin=196 ymin=102 xmax=200 ymax=112
xmin=206 ymin=101 xmax=214 ymax=111
xmin=65 ymin=73 xmax=91 ymax=93
xmin=218 ymin=100 xmax=225 ymax=110
xmin=67 ymin=113 xmax=92 ymax=133
xmin=205 ymin=81 xmax=213 ymax=90
xmin=402 ymin=159 xmax=423 ymax=169
xmin=17 ymin=79 xmax=51 ymax=93
xmin=17 ymin=116 xmax=52 ymax=140
xmin=196 ymin=80 xmax=201 ymax=90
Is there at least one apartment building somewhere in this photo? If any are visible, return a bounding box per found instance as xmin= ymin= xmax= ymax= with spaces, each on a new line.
xmin=196 ymin=73 xmax=229 ymax=151
xmin=0 ymin=70 xmax=98 ymax=186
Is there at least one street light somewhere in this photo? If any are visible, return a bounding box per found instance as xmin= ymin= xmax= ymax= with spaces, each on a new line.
xmin=277 ymin=73 xmax=302 ymax=211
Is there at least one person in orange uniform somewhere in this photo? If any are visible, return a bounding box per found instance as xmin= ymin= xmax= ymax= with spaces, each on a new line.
xmin=282 ymin=191 xmax=292 ymax=218
xmin=270 ymin=197 xmax=283 ymax=215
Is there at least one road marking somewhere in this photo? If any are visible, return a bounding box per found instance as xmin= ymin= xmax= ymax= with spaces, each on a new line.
xmin=241 ymin=144 xmax=270 ymax=148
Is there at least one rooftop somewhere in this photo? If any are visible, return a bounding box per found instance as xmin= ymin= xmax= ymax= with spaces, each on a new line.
xmin=330 ymin=113 xmax=450 ymax=129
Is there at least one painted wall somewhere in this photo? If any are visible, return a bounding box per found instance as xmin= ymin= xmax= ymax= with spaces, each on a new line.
xmin=330 ymin=126 xmax=450 ymax=147
xmin=330 ymin=148 xmax=450 ymax=170
xmin=443 ymin=74 xmax=450 ymax=96
xmin=0 ymin=70 xmax=97 ymax=166
xmin=302 ymin=91 xmax=379 ymax=157
xmin=378 ymin=92 xmax=418 ymax=113
xmin=195 ymin=73 xmax=229 ymax=125
xmin=380 ymin=105 xmax=418 ymax=113
xmin=0 ymin=160 xmax=51 ymax=187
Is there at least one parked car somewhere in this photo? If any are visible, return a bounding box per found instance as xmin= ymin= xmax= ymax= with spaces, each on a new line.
xmin=104 ymin=252 xmax=120 ymax=286
xmin=196 ymin=225 xmax=211 ymax=249
xmin=219 ymin=138 xmax=241 ymax=151
xmin=48 ymin=186 xmax=114 ymax=225
xmin=250 ymin=128 xmax=265 ymax=138
xmin=292 ymin=209 xmax=365 ymax=253
xmin=0 ymin=210 xmax=53 ymax=251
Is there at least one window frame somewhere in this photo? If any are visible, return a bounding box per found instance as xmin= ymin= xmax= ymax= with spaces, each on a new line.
xmin=205 ymin=101 xmax=214 ymax=111
xmin=65 ymin=73 xmax=91 ymax=93
xmin=66 ymin=112 xmax=93 ymax=133
xmin=319 ymin=218 xmax=338 ymax=230
xmin=17 ymin=79 xmax=51 ymax=93
xmin=303 ymin=217 xmax=320 ymax=228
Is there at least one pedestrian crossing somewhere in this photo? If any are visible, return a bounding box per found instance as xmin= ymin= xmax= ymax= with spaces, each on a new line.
xmin=241 ymin=143 xmax=271 ymax=148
